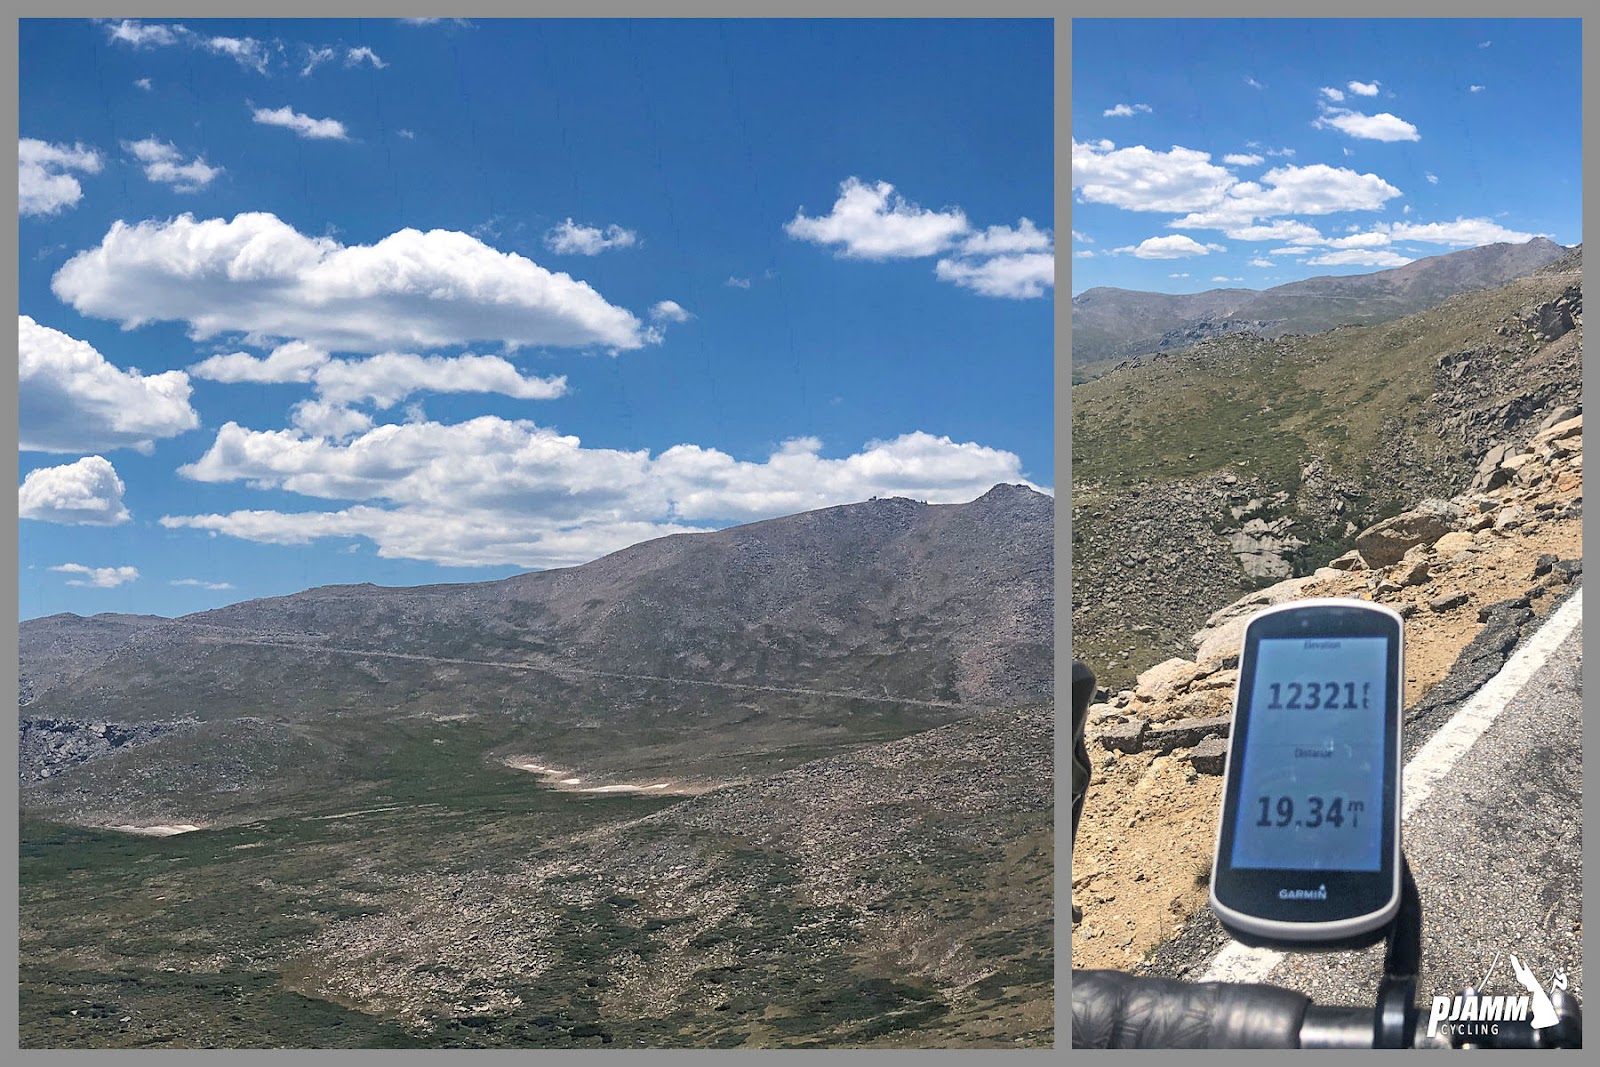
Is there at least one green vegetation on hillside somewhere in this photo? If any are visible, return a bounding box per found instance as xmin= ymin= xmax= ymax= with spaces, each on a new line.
xmin=1072 ymin=271 xmax=1581 ymax=689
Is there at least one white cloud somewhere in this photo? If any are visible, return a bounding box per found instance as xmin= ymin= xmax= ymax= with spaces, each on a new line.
xmin=19 ymin=456 xmax=131 ymax=525
xmin=1168 ymin=272 xmax=1189 ymax=278
xmin=1070 ymin=229 xmax=1094 ymax=244
xmin=1382 ymin=217 xmax=1541 ymax=247
xmin=123 ymin=137 xmax=223 ymax=192
xmin=301 ymin=45 xmax=336 ymax=75
xmin=346 ymin=46 xmax=386 ymax=69
xmin=934 ymin=252 xmax=1054 ymax=299
xmin=1314 ymin=107 xmax=1420 ymax=142
xmin=399 ymin=17 xmax=473 ymax=27
xmin=1319 ymin=86 xmax=1345 ymax=103
xmin=19 ymin=316 xmax=199 ymax=453
xmin=202 ymin=35 xmax=272 ymax=75
xmin=190 ymin=341 xmax=332 ymax=384
xmin=1211 ymin=276 xmax=1230 ymax=282
xmin=103 ymin=19 xmax=185 ymax=47
xmin=18 ymin=138 xmax=103 ymax=217
xmin=1425 ymin=172 xmax=1439 ymax=185
xmin=649 ymin=300 xmax=691 ymax=324
xmin=1347 ymin=81 xmax=1380 ymax=96
xmin=1323 ymin=231 xmax=1392 ymax=249
xmin=1470 ymin=84 xmax=1485 ymax=93
xmin=161 ymin=419 xmax=1044 ymax=568
xmin=251 ymin=106 xmax=349 ymax=141
xmin=785 ymin=177 xmax=969 ymax=259
xmin=725 ymin=276 xmax=752 ymax=289
xmin=1269 ymin=246 xmax=1314 ymax=256
xmin=398 ymin=128 xmax=416 ymax=139
xmin=1223 ymin=153 xmax=1264 ymax=166
xmin=544 ymin=218 xmax=639 ymax=255
xmin=1103 ymin=102 xmax=1153 ymax=117
xmin=290 ymin=400 xmax=374 ymax=440
xmin=1221 ymin=219 xmax=1324 ymax=242
xmin=51 ymin=563 xmax=140 ymax=588
xmin=171 ymin=578 xmax=234 ymax=590
xmin=1073 ymin=250 xmax=1095 ymax=258
xmin=52 ymin=212 xmax=654 ymax=354
xmin=317 ymin=353 xmax=569 ymax=407
xmin=936 ymin=219 xmax=1054 ymax=299
xmin=1305 ymin=248 xmax=1413 ymax=268
xmin=1113 ymin=234 xmax=1223 ymax=259
xmin=1166 ymin=163 xmax=1402 ymax=228
xmin=1479 ymin=40 xmax=1491 ymax=48
xmin=959 ymin=218 xmax=1052 ymax=255
xmin=134 ymin=77 xmax=153 ymax=91
xmin=1072 ymin=140 xmax=1235 ymax=212
xmin=103 ymin=20 xmax=272 ymax=74
xmin=1245 ymin=76 xmax=1264 ymax=89
xmin=1248 ymin=257 xmax=1274 ymax=267
xmin=192 ymin=341 xmax=569 ymax=408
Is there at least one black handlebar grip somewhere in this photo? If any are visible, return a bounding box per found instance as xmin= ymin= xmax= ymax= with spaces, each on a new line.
xmin=1072 ymin=969 xmax=1311 ymax=1049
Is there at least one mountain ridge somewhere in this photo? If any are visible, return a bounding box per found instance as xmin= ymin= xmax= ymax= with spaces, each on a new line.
xmin=1072 ymin=237 xmax=1568 ymax=368
xmin=20 ymin=484 xmax=1052 ymax=826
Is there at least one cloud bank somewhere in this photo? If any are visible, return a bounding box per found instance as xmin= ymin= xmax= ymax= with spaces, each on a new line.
xmin=53 ymin=212 xmax=657 ymax=354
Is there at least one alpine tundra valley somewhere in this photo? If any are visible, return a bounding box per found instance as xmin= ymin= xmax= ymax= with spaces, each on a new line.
xmin=19 ymin=487 xmax=1056 ymax=1049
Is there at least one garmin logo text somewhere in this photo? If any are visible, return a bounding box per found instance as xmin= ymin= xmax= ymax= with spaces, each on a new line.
xmin=1278 ymin=884 xmax=1328 ymax=900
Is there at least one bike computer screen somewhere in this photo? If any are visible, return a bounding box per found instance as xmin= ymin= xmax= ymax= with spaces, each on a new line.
xmin=1210 ymin=598 xmax=1403 ymax=948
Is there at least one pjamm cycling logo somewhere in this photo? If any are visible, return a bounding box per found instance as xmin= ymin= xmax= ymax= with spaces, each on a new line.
xmin=1426 ymin=953 xmax=1568 ymax=1039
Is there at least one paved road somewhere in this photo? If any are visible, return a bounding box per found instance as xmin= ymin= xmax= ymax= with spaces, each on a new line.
xmin=1201 ymin=587 xmax=1584 ymax=1009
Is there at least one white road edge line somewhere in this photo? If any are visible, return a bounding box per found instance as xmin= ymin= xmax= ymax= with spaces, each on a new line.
xmin=1200 ymin=587 xmax=1583 ymax=985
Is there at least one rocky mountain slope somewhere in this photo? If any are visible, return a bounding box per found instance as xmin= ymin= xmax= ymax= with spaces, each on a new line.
xmin=1073 ymin=263 xmax=1581 ymax=690
xmin=1071 ymin=412 xmax=1581 ymax=971
xmin=18 ymin=612 xmax=168 ymax=706
xmin=20 ymin=485 xmax=1051 ymax=825
xmin=1071 ymin=237 xmax=1567 ymax=369
xmin=20 ymin=485 xmax=1054 ymax=1048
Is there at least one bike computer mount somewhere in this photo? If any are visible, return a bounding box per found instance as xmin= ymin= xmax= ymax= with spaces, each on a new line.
xmin=1210 ymin=598 xmax=1405 ymax=953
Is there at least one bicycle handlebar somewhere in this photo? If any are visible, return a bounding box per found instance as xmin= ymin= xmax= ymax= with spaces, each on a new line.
xmin=1072 ymin=969 xmax=1309 ymax=1048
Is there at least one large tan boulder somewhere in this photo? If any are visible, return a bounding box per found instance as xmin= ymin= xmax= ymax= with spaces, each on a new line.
xmin=1134 ymin=657 xmax=1202 ymax=702
xmin=1352 ymin=499 xmax=1461 ymax=567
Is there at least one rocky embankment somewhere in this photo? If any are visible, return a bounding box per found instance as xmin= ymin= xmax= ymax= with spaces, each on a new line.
xmin=1073 ymin=275 xmax=1581 ymax=690
xmin=18 ymin=717 xmax=197 ymax=783
xmin=1071 ymin=409 xmax=1582 ymax=970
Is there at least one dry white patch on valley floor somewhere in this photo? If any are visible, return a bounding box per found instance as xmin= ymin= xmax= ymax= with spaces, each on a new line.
xmin=502 ymin=757 xmax=734 ymax=796
xmin=104 ymin=823 xmax=205 ymax=836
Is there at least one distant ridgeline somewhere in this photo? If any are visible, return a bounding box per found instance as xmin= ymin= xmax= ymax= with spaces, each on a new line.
xmin=1070 ymin=237 xmax=1569 ymax=372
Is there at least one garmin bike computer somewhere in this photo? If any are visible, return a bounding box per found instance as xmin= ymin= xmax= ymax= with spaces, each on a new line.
xmin=1210 ymin=597 xmax=1404 ymax=948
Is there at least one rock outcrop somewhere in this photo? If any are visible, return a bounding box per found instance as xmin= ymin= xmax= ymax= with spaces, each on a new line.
xmin=1085 ymin=410 xmax=1583 ymax=775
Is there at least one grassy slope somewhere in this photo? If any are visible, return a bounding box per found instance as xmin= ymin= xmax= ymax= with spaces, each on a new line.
xmin=1071 ymin=272 xmax=1578 ymax=688
xmin=20 ymin=707 xmax=1052 ymax=1049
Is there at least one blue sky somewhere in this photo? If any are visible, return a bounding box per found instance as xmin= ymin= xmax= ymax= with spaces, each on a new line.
xmin=19 ymin=17 xmax=1053 ymax=621
xmin=1071 ymin=18 xmax=1580 ymax=295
